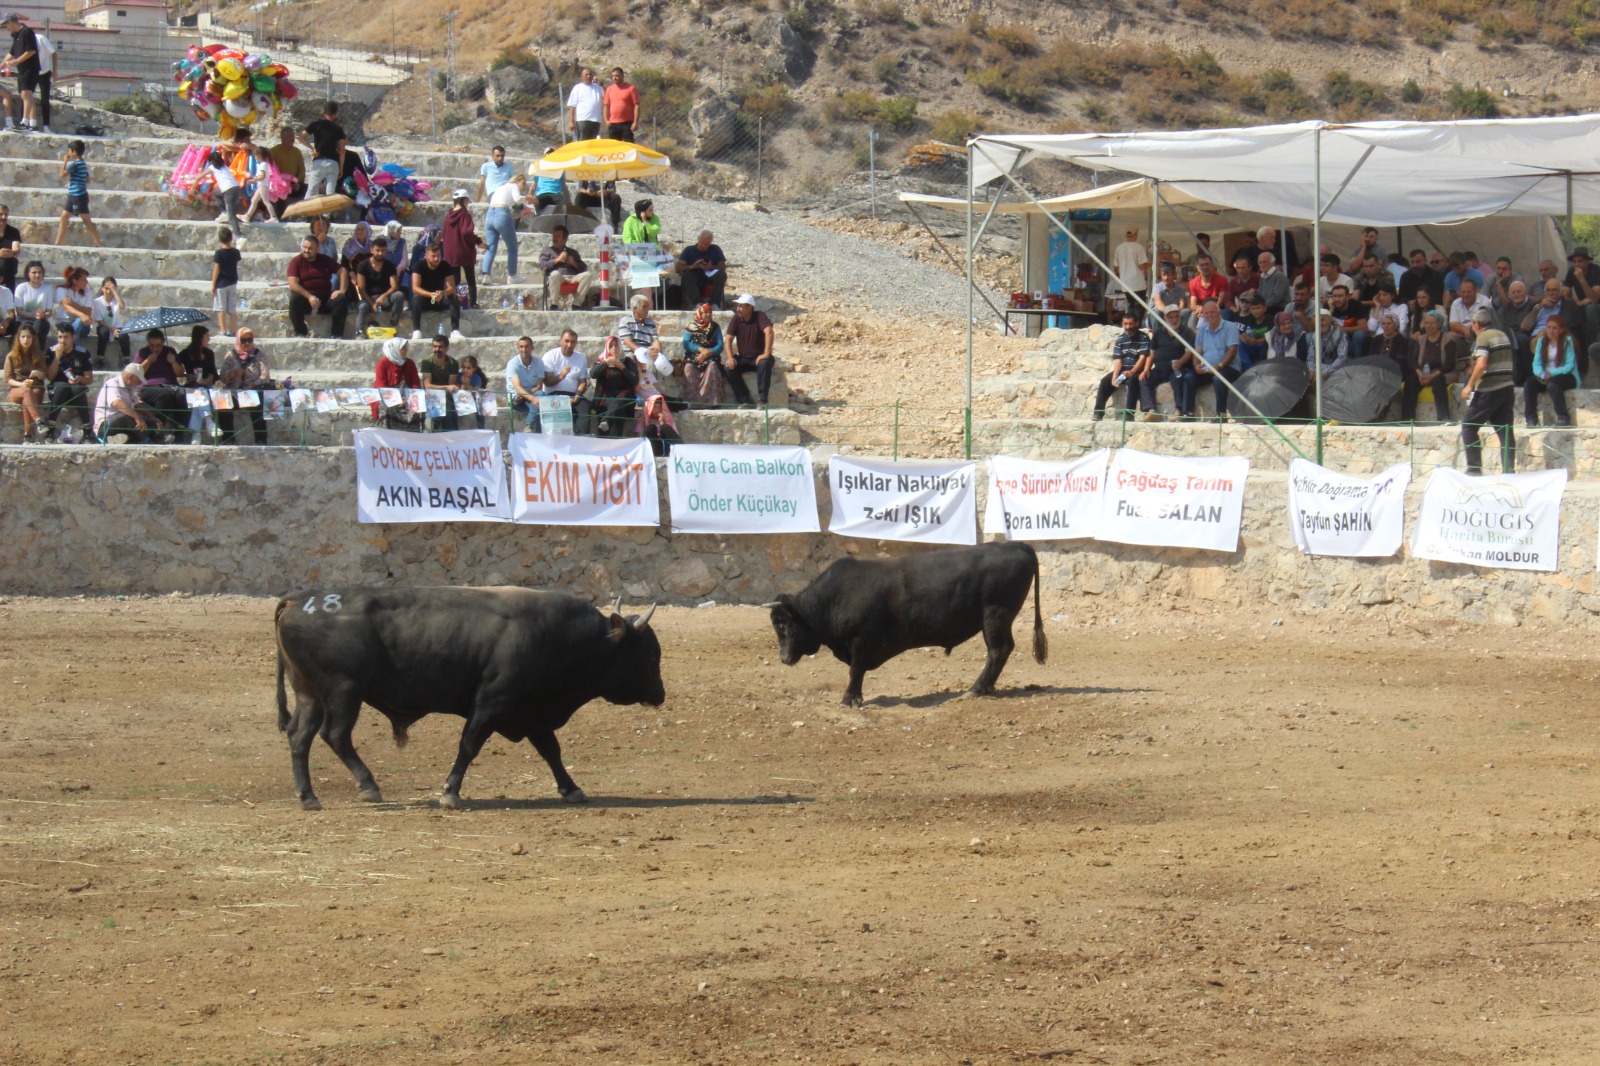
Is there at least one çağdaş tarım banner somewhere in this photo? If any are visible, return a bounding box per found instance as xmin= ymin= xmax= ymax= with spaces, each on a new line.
xmin=666 ymin=444 xmax=820 ymax=534
xmin=354 ymin=428 xmax=510 ymax=523
xmin=984 ymin=450 xmax=1108 ymax=541
xmin=1411 ymin=467 xmax=1566 ymax=572
xmin=827 ymin=456 xmax=977 ymax=544
xmin=1286 ymin=459 xmax=1411 ymax=557
xmin=509 ymin=434 xmax=658 ymax=526
xmin=1096 ymin=449 xmax=1250 ymax=552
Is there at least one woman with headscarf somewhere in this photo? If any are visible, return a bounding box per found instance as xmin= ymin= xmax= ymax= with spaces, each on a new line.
xmin=217 ymin=328 xmax=273 ymax=444
xmin=590 ymin=335 xmax=638 ymax=436
xmin=341 ymin=220 xmax=372 ymax=272
xmin=382 ymin=220 xmax=411 ymax=317
xmin=1266 ymin=311 xmax=1301 ymax=360
xmin=636 ymin=393 xmax=681 ymax=455
xmin=1403 ymin=308 xmax=1455 ymax=422
xmin=372 ymin=335 xmax=420 ymax=428
xmin=680 ymin=302 xmax=724 ymax=407
xmin=1367 ymin=311 xmax=1409 ymax=370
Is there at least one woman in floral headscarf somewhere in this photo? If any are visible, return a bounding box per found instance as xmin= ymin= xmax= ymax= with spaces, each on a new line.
xmin=680 ymin=302 xmax=724 ymax=408
xmin=1403 ymin=308 xmax=1456 ymax=422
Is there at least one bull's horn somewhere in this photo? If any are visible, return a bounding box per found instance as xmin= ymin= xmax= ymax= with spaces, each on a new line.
xmin=610 ymin=594 xmax=623 ymax=615
xmin=758 ymin=601 xmax=783 ymax=608
xmin=635 ymin=602 xmax=657 ymax=629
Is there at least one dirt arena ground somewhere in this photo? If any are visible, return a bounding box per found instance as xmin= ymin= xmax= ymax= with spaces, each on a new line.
xmin=2 ymin=595 xmax=1598 ymax=1065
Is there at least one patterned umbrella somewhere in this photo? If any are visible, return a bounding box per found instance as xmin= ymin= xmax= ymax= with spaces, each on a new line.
xmin=122 ymin=306 xmax=213 ymax=333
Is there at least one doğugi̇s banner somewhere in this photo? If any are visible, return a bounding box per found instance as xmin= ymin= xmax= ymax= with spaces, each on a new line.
xmin=1286 ymin=458 xmax=1411 ymax=557
xmin=666 ymin=444 xmax=820 ymax=534
xmin=1411 ymin=467 xmax=1567 ymax=572
xmin=1096 ymin=449 xmax=1250 ymax=552
xmin=354 ymin=428 xmax=511 ymax=523
xmin=509 ymin=434 xmax=658 ymax=526
xmin=828 ymin=456 xmax=977 ymax=544
xmin=984 ymin=450 xmax=1108 ymax=541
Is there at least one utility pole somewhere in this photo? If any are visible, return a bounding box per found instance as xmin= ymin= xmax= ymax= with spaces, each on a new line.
xmin=444 ymin=10 xmax=458 ymax=98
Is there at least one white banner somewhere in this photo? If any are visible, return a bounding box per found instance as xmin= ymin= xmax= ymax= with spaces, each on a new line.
xmin=827 ymin=457 xmax=976 ymax=544
xmin=1097 ymin=448 xmax=1249 ymax=552
xmin=508 ymin=434 xmax=658 ymax=527
xmin=667 ymin=444 xmax=820 ymax=534
xmin=354 ymin=428 xmax=510 ymax=523
xmin=1411 ymin=467 xmax=1566 ymax=571
xmin=1286 ymin=459 xmax=1411 ymax=557
xmin=984 ymin=450 xmax=1108 ymax=541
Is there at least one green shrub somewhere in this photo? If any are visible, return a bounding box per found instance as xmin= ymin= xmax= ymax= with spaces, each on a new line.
xmin=1324 ymin=71 xmax=1390 ymax=112
xmin=490 ymin=46 xmax=543 ymax=72
xmin=741 ymin=82 xmax=796 ymax=119
xmin=971 ymin=59 xmax=1050 ymax=109
xmin=457 ymin=75 xmax=486 ymax=102
xmin=102 ymin=94 xmax=175 ymax=126
xmin=929 ymin=109 xmax=978 ymax=144
xmin=823 ymin=90 xmax=883 ymax=123
xmin=1258 ymin=68 xmax=1297 ymax=93
xmin=988 ymin=23 xmax=1037 ymax=56
xmin=1400 ymin=78 xmax=1423 ymax=104
xmin=871 ymin=51 xmax=902 ymax=85
xmin=633 ymin=66 xmax=698 ymax=124
xmin=1447 ymin=82 xmax=1499 ymax=117
xmin=439 ymin=109 xmax=470 ymax=132
xmin=878 ymin=95 xmax=918 ymax=130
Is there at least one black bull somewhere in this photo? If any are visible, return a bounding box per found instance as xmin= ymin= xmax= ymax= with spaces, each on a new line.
xmin=766 ymin=542 xmax=1048 ymax=706
xmin=275 ymin=587 xmax=664 ymax=810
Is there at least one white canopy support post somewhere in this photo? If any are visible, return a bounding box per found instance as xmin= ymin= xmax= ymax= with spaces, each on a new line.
xmin=966 ymin=142 xmax=975 ymax=460
xmin=1313 ymin=126 xmax=1324 ymax=465
xmin=903 ymin=198 xmax=1010 ymax=327
xmin=1150 ymin=179 xmax=1160 ymax=311
xmin=1567 ymin=171 xmax=1575 ymax=250
xmin=1320 ymin=143 xmax=1376 ymax=222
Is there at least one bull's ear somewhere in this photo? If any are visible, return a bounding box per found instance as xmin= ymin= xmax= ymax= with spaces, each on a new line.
xmin=608 ymin=613 xmax=629 ymax=644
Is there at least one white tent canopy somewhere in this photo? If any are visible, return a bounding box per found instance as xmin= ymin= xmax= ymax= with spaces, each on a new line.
xmin=899 ymin=180 xmax=1214 ymax=216
xmin=970 ymin=116 xmax=1600 ymax=226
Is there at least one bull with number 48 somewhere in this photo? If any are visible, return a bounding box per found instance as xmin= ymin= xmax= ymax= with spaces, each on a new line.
xmin=765 ymin=542 xmax=1048 ymax=707
xmin=275 ymin=587 xmax=664 ymax=811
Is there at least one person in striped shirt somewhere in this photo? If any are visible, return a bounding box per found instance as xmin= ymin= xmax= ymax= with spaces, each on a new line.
xmin=53 ymin=140 xmax=102 ymax=247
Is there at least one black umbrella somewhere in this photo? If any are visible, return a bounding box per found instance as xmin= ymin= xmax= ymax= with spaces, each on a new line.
xmin=1233 ymin=357 xmax=1311 ymax=424
xmin=1319 ymin=357 xmax=1404 ymax=424
xmin=122 ymin=307 xmax=213 ymax=333
xmin=527 ymin=210 xmax=598 ymax=235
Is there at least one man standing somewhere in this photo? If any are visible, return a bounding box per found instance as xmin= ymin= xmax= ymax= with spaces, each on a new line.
xmin=0 ymin=203 xmax=20 ymax=291
xmin=1107 ymin=227 xmax=1149 ymax=319
xmin=1562 ymin=246 xmax=1600 ymax=346
xmin=566 ymin=67 xmax=603 ymax=140
xmin=677 ymin=230 xmax=728 ymax=310
xmin=543 ymin=328 xmax=592 ymax=434
xmin=475 ymin=145 xmax=515 ymax=202
xmin=603 ymin=68 xmax=639 ymax=142
xmin=1191 ymin=298 xmax=1242 ymax=420
xmin=300 ymin=102 xmax=347 ymax=198
xmin=286 ymin=234 xmax=350 ymax=339
xmin=270 ymin=126 xmax=306 ymax=203
xmin=1459 ymin=307 xmax=1516 ymax=475
xmin=722 ymin=294 xmax=774 ymax=407
xmin=1093 ymin=312 xmax=1149 ymax=421
xmin=538 ymin=225 xmax=593 ymax=309
xmin=420 ymin=333 xmax=460 ymax=432
xmin=0 ymin=12 xmax=40 ymax=133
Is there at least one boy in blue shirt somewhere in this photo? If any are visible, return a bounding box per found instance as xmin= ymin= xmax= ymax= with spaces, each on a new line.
xmin=54 ymin=140 xmax=102 ymax=246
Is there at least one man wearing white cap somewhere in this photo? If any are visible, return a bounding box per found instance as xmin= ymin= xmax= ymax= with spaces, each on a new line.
xmin=93 ymin=361 xmax=151 ymax=443
xmin=721 ymin=294 xmax=775 ymax=407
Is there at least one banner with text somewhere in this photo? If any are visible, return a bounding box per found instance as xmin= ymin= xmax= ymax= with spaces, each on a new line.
xmin=1097 ymin=449 xmax=1249 ymax=552
xmin=828 ymin=457 xmax=976 ymax=544
xmin=667 ymin=444 xmax=820 ymax=534
xmin=984 ymin=450 xmax=1108 ymax=541
xmin=509 ymin=434 xmax=658 ymax=526
xmin=354 ymin=428 xmax=510 ymax=523
xmin=1411 ymin=467 xmax=1566 ymax=571
xmin=1286 ymin=459 xmax=1411 ymax=557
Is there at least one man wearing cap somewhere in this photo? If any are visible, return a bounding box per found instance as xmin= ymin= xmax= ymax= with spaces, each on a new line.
xmin=93 ymin=361 xmax=152 ymax=443
xmin=676 ymin=230 xmax=727 ymax=310
xmin=287 ymin=233 xmax=350 ymax=339
xmin=1562 ymin=246 xmax=1600 ymax=348
xmin=722 ymin=294 xmax=774 ymax=407
xmin=538 ymin=225 xmax=593 ymax=310
xmin=0 ymin=12 xmax=41 ymax=133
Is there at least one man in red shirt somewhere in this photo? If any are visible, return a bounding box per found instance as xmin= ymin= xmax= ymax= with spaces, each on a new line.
xmin=604 ymin=68 xmax=639 ymax=143
xmin=1187 ymin=253 xmax=1227 ymax=310
xmin=286 ymin=234 xmax=350 ymax=338
xmin=1225 ymin=251 xmax=1259 ymax=320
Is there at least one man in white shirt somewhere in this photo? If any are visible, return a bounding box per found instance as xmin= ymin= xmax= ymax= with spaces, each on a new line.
xmin=1448 ymin=277 xmax=1493 ymax=340
xmin=542 ymin=328 xmax=592 ymax=434
xmin=1107 ymin=227 xmax=1149 ymax=315
xmin=480 ymin=173 xmax=530 ymax=282
xmin=93 ymin=361 xmax=150 ymax=442
xmin=33 ymin=28 xmax=53 ymax=134
xmin=566 ymin=68 xmax=604 ymax=140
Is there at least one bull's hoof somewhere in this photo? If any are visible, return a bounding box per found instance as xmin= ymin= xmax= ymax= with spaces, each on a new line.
xmin=439 ymin=791 xmax=462 ymax=810
xmin=970 ymin=684 xmax=995 ymax=697
xmin=561 ymin=787 xmax=589 ymax=804
xmin=358 ymin=787 xmax=384 ymax=803
xmin=299 ymin=795 xmax=323 ymax=811
xmin=841 ymin=693 xmax=863 ymax=708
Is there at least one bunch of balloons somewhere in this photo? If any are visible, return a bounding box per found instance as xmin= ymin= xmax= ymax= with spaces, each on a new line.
xmin=172 ymin=44 xmax=297 ymax=137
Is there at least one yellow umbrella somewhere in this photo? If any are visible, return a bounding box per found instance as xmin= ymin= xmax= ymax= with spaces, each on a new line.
xmin=532 ymin=138 xmax=672 ymax=181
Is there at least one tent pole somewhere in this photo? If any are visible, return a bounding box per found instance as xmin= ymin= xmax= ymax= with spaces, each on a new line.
xmin=1150 ymin=180 xmax=1160 ymax=313
xmin=1566 ymin=172 xmax=1575 ymax=250
xmin=1313 ymin=126 xmax=1324 ymax=466
xmin=965 ymin=142 xmax=975 ymax=461
xmin=904 ymin=199 xmax=1009 ymax=326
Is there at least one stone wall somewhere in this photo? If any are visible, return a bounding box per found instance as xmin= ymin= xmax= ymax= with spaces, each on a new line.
xmin=4 ymin=447 xmax=1598 ymax=626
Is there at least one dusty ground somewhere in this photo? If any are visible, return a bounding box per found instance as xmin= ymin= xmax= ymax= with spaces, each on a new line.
xmin=3 ymin=595 xmax=1599 ymax=1065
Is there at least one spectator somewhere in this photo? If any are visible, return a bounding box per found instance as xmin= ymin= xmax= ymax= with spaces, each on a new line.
xmin=132 ymin=329 xmax=188 ymax=441
xmin=1192 ymin=298 xmax=1242 ymax=420
xmin=629 ymin=330 xmax=674 ymax=413
xmin=617 ymin=292 xmax=661 ymax=355
xmin=539 ymin=225 xmax=593 ymax=309
xmin=212 ymin=227 xmax=242 ymax=336
xmin=310 ymin=215 xmax=337 ymax=260
xmin=1447 ymin=277 xmax=1492 ymax=340
xmin=1459 ymin=307 xmax=1516 ymax=475
xmin=1236 ymin=294 xmax=1272 ymax=366
xmin=1411 ymin=285 xmax=1439 ymax=333
xmin=455 ymin=354 xmax=488 ymax=428
xmin=1299 ymin=312 xmax=1349 ymax=378
xmin=1486 ymin=256 xmax=1523 ymax=309
xmin=1367 ymin=312 xmax=1409 ymax=369
xmin=637 ymin=392 xmax=681 ymax=455
xmin=0 ymin=273 xmax=10 ymax=340
xmin=340 ymin=145 xmax=371 ymax=219
xmin=1398 ymin=247 xmax=1444 ymax=310
xmin=1186 ymin=253 xmax=1227 ymax=310
xmin=1365 ymin=285 xmax=1407 ymax=338
xmin=177 ymin=324 xmax=217 ymax=443
xmin=286 ymin=233 xmax=350 ymax=339
xmin=1354 ymin=256 xmax=1389 ymax=307
xmin=410 ymin=242 xmax=460 ymax=336
xmin=1184 ymin=232 xmax=1214 ymax=271
xmin=1563 ymin=246 xmax=1600 ymax=345
xmin=54 ymin=266 xmax=91 ymax=345
xmin=13 ymin=259 xmax=52 ymax=344
xmin=205 ymin=149 xmax=242 ymax=236
xmin=1326 ymin=285 xmax=1366 ymax=357
xmin=91 ymin=275 xmax=129 ymax=367
xmin=3 ymin=323 xmax=51 ymax=440
xmin=1345 ymin=226 xmax=1386 ymax=273
xmin=370 ymin=335 xmax=421 ymax=429
xmin=1403 ymin=308 xmax=1455 ymax=422
xmin=382 ymin=220 xmax=410 ymax=308
xmin=93 ymin=361 xmax=152 ymax=443
xmin=239 ymin=145 xmax=290 ymax=223
xmin=340 ymin=220 xmax=372 ymax=272
xmin=1288 ymin=279 xmax=1316 ymax=335
xmin=353 ymin=237 xmax=402 ymax=334
xmin=1224 ymin=252 xmax=1258 ymax=319
xmin=442 ymin=189 xmax=482 ymax=308
xmin=269 ymin=126 xmax=306 ymax=204
xmin=300 ymin=101 xmax=346 ymax=198
xmin=1257 ymin=224 xmax=1298 ymax=274
xmin=135 ymin=328 xmax=181 ymax=383
xmin=420 ymin=333 xmax=460 ymax=431
xmin=1442 ymin=251 xmax=1483 ymax=304
xmin=681 ymin=302 xmax=725 ymax=407
xmin=1106 ymin=227 xmax=1148 ymax=318
xmin=481 ymin=173 xmax=530 ymax=283
xmin=1384 ymin=252 xmax=1407 ymax=290
xmin=505 ymin=335 xmax=547 ymax=432
xmin=1536 ymin=258 xmax=1560 ymax=288
xmin=1 ymin=12 xmax=40 ymax=132
xmin=721 ymin=293 xmax=774 ymax=407
xmin=531 ymin=149 xmax=566 ymax=211
xmin=1494 ymin=280 xmax=1537 ymax=385
xmin=621 ymin=199 xmax=662 ymax=246
xmin=475 ymin=145 xmax=515 ymax=202
xmin=590 ymin=335 xmax=638 ymax=436
xmin=604 ymin=68 xmax=639 ymax=142
xmin=575 ymin=179 xmax=621 ymax=229
xmin=1265 ymin=310 xmax=1302 ymax=361
xmin=677 ymin=230 xmax=727 ymax=310
xmin=216 ymin=329 xmax=272 ymax=444
xmin=1519 ymin=277 xmax=1584 ymax=355
xmin=0 ymin=203 xmax=18 ymax=291
xmin=45 ymin=325 xmax=91 ymax=439
xmin=1525 ymin=314 xmax=1578 ymax=427
xmin=1144 ymin=305 xmax=1194 ymax=419
xmin=1256 ymin=252 xmax=1290 ymax=314
xmin=1149 ymin=260 xmax=1189 ymax=329
xmin=1317 ymin=253 xmax=1355 ymax=300
xmin=543 ymin=328 xmax=592 ymax=434
xmin=1093 ymin=311 xmax=1149 ymax=422
xmin=566 ymin=67 xmax=603 ymax=140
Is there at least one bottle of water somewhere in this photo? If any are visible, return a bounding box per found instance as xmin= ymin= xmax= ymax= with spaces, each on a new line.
xmin=437 ymin=321 xmax=446 ymax=337
xmin=501 ymin=296 xmax=510 ymax=310
xmin=239 ymin=296 xmax=250 ymax=314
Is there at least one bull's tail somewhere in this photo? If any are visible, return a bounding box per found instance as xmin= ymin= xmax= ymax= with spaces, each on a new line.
xmin=274 ymin=598 xmax=291 ymax=733
xmin=1029 ymin=546 xmax=1048 ymax=665
xmin=391 ymin=722 xmax=410 ymax=749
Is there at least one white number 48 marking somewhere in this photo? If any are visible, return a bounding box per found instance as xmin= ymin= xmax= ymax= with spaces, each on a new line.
xmin=302 ymin=594 xmax=343 ymax=614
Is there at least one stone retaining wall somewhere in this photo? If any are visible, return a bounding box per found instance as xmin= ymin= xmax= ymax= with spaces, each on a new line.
xmin=4 ymin=447 xmax=1597 ymax=626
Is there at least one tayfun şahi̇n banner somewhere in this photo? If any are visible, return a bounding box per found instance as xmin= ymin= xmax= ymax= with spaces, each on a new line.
xmin=667 ymin=444 xmax=820 ymax=534
xmin=828 ymin=456 xmax=977 ymax=544
xmin=354 ymin=428 xmax=511 ymax=523
xmin=509 ymin=434 xmax=658 ymax=526
xmin=1286 ymin=458 xmax=1411 ymax=557
xmin=1097 ymin=449 xmax=1250 ymax=552
xmin=1411 ymin=467 xmax=1566 ymax=572
xmin=984 ymin=450 xmax=1108 ymax=541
